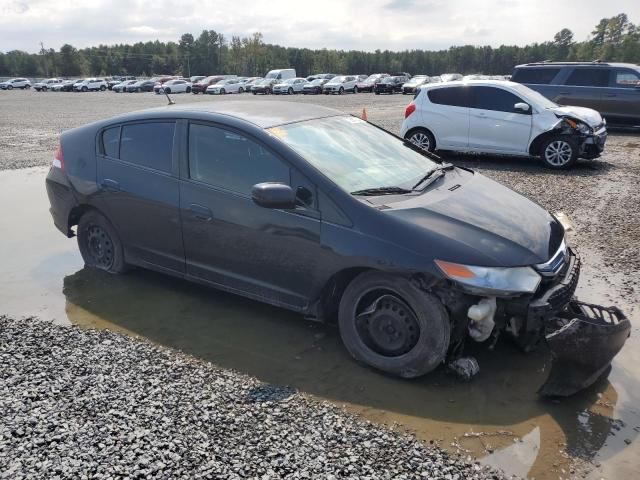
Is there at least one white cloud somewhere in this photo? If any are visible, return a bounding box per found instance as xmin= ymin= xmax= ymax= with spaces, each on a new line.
xmin=0 ymin=0 xmax=638 ymax=52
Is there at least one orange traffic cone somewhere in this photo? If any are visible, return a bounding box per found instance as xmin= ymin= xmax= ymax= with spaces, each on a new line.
xmin=361 ymin=108 xmax=368 ymax=121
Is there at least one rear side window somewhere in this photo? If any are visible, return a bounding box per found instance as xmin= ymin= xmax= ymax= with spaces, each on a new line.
xmin=120 ymin=122 xmax=175 ymax=173
xmin=427 ymin=87 xmax=470 ymax=107
xmin=470 ymin=86 xmax=524 ymax=112
xmin=564 ymin=68 xmax=610 ymax=87
xmin=511 ymin=68 xmax=560 ymax=85
xmin=614 ymin=70 xmax=640 ymax=87
xmin=102 ymin=127 xmax=120 ymax=158
xmin=188 ymin=123 xmax=289 ymax=195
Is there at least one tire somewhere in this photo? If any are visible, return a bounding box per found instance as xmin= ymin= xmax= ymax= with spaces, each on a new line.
xmin=164 ymin=88 xmax=171 ymax=94
xmin=354 ymin=86 xmax=358 ymax=93
xmin=77 ymin=210 xmax=126 ymax=274
xmin=82 ymin=86 xmax=88 ymax=92
xmin=100 ymin=85 xmax=106 ymax=91
xmin=288 ymin=87 xmax=294 ymax=95
xmin=186 ymin=87 xmax=192 ymax=93
xmin=339 ymin=87 xmax=344 ymax=95
xmin=374 ymin=91 xmax=380 ymax=95
xmin=540 ymin=136 xmax=578 ymax=169
xmin=406 ymin=128 xmax=436 ymax=153
xmin=338 ymin=272 xmax=450 ymax=378
xmin=253 ymin=91 xmax=257 ymax=95
xmin=220 ymin=88 xmax=225 ymax=95
xmin=24 ymin=85 xmax=30 ymax=90
xmin=7 ymin=85 xmax=13 ymax=90
xmin=239 ymin=87 xmax=244 ymax=93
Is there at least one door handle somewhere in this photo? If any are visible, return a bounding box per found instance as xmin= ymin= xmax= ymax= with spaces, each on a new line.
xmin=100 ymin=179 xmax=120 ymax=191
xmin=473 ymin=113 xmax=488 ymax=118
xmin=558 ymin=92 xmax=570 ymax=95
xmin=604 ymin=94 xmax=617 ymax=97
xmin=190 ymin=203 xmax=213 ymax=221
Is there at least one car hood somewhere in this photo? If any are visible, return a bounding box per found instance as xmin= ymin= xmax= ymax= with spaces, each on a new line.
xmin=551 ymin=106 xmax=603 ymax=128
xmin=374 ymin=170 xmax=564 ymax=267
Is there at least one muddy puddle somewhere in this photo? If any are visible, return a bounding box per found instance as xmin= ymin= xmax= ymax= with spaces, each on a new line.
xmin=1 ymin=167 xmax=638 ymax=479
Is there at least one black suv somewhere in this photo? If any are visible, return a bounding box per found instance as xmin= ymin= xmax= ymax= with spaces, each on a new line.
xmin=511 ymin=61 xmax=640 ymax=125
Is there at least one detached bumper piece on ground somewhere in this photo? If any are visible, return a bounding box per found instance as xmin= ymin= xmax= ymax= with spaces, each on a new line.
xmin=539 ymin=301 xmax=631 ymax=397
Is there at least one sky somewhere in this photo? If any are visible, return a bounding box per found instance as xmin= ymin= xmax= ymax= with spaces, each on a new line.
xmin=1 ymin=0 xmax=638 ymax=53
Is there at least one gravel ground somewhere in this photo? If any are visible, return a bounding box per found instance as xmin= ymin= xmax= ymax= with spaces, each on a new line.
xmin=0 ymin=316 xmax=511 ymax=480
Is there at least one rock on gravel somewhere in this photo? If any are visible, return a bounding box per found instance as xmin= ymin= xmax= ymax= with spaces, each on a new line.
xmin=0 ymin=316 xmax=514 ymax=479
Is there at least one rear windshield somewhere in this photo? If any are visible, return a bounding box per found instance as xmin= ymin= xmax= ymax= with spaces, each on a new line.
xmin=511 ymin=68 xmax=561 ymax=84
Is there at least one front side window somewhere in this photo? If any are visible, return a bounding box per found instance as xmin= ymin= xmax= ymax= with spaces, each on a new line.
xmin=269 ymin=116 xmax=437 ymax=194
xmin=120 ymin=122 xmax=175 ymax=173
xmin=564 ymin=68 xmax=610 ymax=87
xmin=188 ymin=124 xmax=289 ymax=195
xmin=470 ymin=86 xmax=524 ymax=112
xmin=427 ymin=86 xmax=470 ymax=107
xmin=614 ymin=70 xmax=640 ymax=87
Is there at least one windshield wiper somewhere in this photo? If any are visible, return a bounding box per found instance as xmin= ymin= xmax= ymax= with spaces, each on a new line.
xmin=411 ymin=163 xmax=455 ymax=190
xmin=351 ymin=186 xmax=413 ymax=196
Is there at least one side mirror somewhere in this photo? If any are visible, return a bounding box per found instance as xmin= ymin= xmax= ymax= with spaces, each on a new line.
xmin=514 ymin=102 xmax=531 ymax=113
xmin=251 ymin=183 xmax=296 ymax=209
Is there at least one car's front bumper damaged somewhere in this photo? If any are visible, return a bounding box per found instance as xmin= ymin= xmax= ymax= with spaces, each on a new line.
xmin=433 ymin=249 xmax=630 ymax=396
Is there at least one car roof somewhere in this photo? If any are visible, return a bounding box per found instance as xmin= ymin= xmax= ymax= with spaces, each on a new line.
xmin=421 ymin=79 xmax=518 ymax=89
xmin=111 ymin=101 xmax=344 ymax=129
xmin=515 ymin=61 xmax=640 ymax=70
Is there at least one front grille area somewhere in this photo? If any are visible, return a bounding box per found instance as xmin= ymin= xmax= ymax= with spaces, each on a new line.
xmin=531 ymin=249 xmax=580 ymax=314
xmin=535 ymin=239 xmax=568 ymax=277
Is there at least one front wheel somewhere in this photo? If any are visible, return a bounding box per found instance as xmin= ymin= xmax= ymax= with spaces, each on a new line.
xmin=186 ymin=87 xmax=192 ymax=93
xmin=81 ymin=86 xmax=88 ymax=92
xmin=77 ymin=211 xmax=126 ymax=274
xmin=338 ymin=272 xmax=450 ymax=378
xmin=220 ymin=88 xmax=225 ymax=95
xmin=406 ymin=128 xmax=435 ymax=153
xmin=100 ymin=85 xmax=106 ymax=91
xmin=7 ymin=85 xmax=13 ymax=90
xmin=338 ymin=87 xmax=344 ymax=95
xmin=238 ymin=87 xmax=243 ymax=93
xmin=164 ymin=88 xmax=171 ymax=94
xmin=288 ymin=87 xmax=294 ymax=95
xmin=354 ymin=86 xmax=358 ymax=94
xmin=540 ymin=136 xmax=578 ymax=169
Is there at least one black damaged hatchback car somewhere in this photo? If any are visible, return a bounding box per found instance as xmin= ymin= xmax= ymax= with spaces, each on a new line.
xmin=46 ymin=101 xmax=629 ymax=395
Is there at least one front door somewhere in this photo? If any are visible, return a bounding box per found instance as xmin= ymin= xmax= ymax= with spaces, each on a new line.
xmin=467 ymin=86 xmax=532 ymax=154
xmin=179 ymin=122 xmax=323 ymax=310
xmin=604 ymin=68 xmax=640 ymax=121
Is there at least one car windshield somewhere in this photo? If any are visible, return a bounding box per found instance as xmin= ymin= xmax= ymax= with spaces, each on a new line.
xmin=309 ymin=79 xmax=323 ymax=85
xmin=510 ymin=83 xmax=558 ymax=109
xmin=269 ymin=116 xmax=438 ymax=193
xmin=331 ymin=76 xmax=346 ymax=83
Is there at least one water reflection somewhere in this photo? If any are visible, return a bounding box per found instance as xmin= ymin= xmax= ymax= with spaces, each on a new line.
xmin=62 ymin=266 xmax=635 ymax=479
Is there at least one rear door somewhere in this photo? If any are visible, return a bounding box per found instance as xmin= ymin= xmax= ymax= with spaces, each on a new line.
xmin=424 ymin=86 xmax=471 ymax=149
xmin=179 ymin=122 xmax=323 ymax=309
xmin=467 ymin=86 xmax=532 ymax=154
xmin=557 ymin=67 xmax=609 ymax=112
xmin=96 ymin=120 xmax=184 ymax=272
xmin=603 ymin=68 xmax=640 ymax=121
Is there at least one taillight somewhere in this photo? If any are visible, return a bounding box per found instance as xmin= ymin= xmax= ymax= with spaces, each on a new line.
xmin=405 ymin=103 xmax=416 ymax=118
xmin=53 ymin=142 xmax=64 ymax=170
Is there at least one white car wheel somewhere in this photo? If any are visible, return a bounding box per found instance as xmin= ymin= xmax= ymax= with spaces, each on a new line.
xmin=407 ymin=129 xmax=435 ymax=152
xmin=541 ymin=137 xmax=577 ymax=169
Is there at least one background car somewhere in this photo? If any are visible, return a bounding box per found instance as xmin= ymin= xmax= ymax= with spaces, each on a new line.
xmin=303 ymin=78 xmax=330 ymax=94
xmin=402 ymin=75 xmax=429 ymax=94
xmin=323 ymin=75 xmax=358 ymax=94
xmin=206 ymin=79 xmax=242 ymax=94
xmin=127 ymin=79 xmax=156 ymax=92
xmin=33 ymin=78 xmax=62 ymax=91
xmin=112 ymin=80 xmax=138 ymax=92
xmin=273 ymin=78 xmax=308 ymax=95
xmin=190 ymin=75 xmax=206 ymax=83
xmin=511 ymin=61 xmax=640 ymax=125
xmin=440 ymin=73 xmax=463 ymax=82
xmin=238 ymin=77 xmax=261 ymax=92
xmin=51 ymin=80 xmax=75 ymax=92
xmin=251 ymin=79 xmax=277 ymax=95
xmin=0 ymin=78 xmax=31 ymax=90
xmin=107 ymin=76 xmax=136 ymax=90
xmin=401 ymin=80 xmax=607 ymax=169
xmin=74 ymin=78 xmax=108 ymax=92
xmin=154 ymin=79 xmax=192 ymax=94
xmin=356 ymin=73 xmax=389 ymax=92
xmin=374 ymin=76 xmax=403 ymax=94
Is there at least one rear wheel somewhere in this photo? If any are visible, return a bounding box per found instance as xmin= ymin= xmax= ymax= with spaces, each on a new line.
xmin=354 ymin=86 xmax=358 ymax=93
xmin=338 ymin=272 xmax=450 ymax=378
xmin=186 ymin=86 xmax=191 ymax=93
xmin=164 ymin=88 xmax=171 ymax=94
xmin=406 ymin=128 xmax=436 ymax=153
xmin=339 ymin=87 xmax=344 ymax=95
xmin=540 ymin=136 xmax=578 ymax=169
xmin=77 ymin=211 xmax=126 ymax=274
xmin=220 ymin=88 xmax=225 ymax=94
xmin=100 ymin=85 xmax=106 ymax=91
xmin=238 ymin=87 xmax=244 ymax=93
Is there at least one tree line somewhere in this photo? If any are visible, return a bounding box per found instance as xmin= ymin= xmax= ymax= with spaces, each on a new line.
xmin=1 ymin=13 xmax=638 ymax=78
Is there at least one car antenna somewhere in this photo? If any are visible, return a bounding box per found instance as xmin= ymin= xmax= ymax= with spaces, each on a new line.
xmin=162 ymin=86 xmax=175 ymax=105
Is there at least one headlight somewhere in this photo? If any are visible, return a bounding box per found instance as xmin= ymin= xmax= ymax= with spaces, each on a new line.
xmin=435 ymin=260 xmax=541 ymax=295
xmin=565 ymin=118 xmax=592 ymax=135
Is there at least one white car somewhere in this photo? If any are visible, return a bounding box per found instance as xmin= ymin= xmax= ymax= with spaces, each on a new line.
xmin=238 ymin=77 xmax=261 ymax=92
xmin=74 ymin=78 xmax=108 ymax=92
xmin=153 ymin=79 xmax=192 ymax=94
xmin=51 ymin=80 xmax=76 ymax=91
xmin=33 ymin=78 xmax=62 ymax=91
xmin=206 ymin=79 xmax=241 ymax=94
xmin=0 ymin=78 xmax=31 ymax=90
xmin=401 ymin=80 xmax=607 ymax=169
xmin=272 ymin=77 xmax=308 ymax=94
xmin=323 ymin=75 xmax=358 ymax=94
